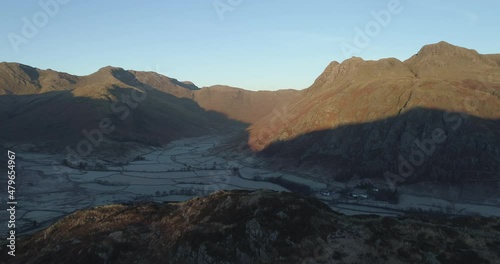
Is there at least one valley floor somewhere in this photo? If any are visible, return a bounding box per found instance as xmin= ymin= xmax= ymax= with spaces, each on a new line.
xmin=1 ymin=135 xmax=499 ymax=237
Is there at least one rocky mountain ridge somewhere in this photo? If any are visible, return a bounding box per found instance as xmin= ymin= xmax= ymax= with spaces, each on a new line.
xmin=247 ymin=41 xmax=500 ymax=184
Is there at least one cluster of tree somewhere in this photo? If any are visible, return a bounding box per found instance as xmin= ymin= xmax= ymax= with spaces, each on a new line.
xmin=169 ymin=163 xmax=230 ymax=172
xmin=94 ymin=163 xmax=107 ymax=171
xmin=404 ymin=206 xmax=460 ymax=216
xmin=114 ymin=133 xmax=161 ymax=146
xmin=164 ymin=166 xmax=198 ymax=172
xmin=356 ymin=180 xmax=375 ymax=189
xmin=232 ymin=167 xmax=241 ymax=176
xmin=169 ymin=187 xmax=214 ymax=196
xmin=94 ymin=179 xmax=126 ymax=186
xmin=133 ymin=155 xmax=146 ymax=161
xmin=62 ymin=159 xmax=107 ymax=171
xmin=154 ymin=190 xmax=169 ymax=197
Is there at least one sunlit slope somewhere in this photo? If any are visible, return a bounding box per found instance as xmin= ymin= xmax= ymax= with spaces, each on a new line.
xmin=248 ymin=42 xmax=500 ymax=183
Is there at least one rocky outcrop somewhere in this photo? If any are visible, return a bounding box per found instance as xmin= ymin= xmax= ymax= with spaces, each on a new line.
xmin=3 ymin=190 xmax=500 ymax=263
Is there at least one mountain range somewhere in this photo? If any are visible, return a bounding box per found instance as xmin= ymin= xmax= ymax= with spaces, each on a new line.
xmin=2 ymin=41 xmax=500 ymax=264
xmin=0 ymin=41 xmax=499 ymax=185
xmin=0 ymin=63 xmax=299 ymax=152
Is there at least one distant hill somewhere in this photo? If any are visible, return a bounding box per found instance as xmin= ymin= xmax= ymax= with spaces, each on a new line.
xmin=0 ymin=62 xmax=77 ymax=95
xmin=0 ymin=63 xmax=299 ymax=153
xmin=248 ymin=41 xmax=500 ymax=184
xmin=0 ymin=65 xmax=240 ymax=152
xmin=193 ymin=85 xmax=301 ymax=124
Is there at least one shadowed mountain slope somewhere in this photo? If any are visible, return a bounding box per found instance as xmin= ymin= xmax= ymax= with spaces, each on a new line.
xmin=0 ymin=63 xmax=301 ymax=152
xmin=0 ymin=63 xmax=301 ymax=137
xmin=259 ymin=108 xmax=500 ymax=185
xmin=0 ymin=87 xmax=240 ymax=151
xmin=0 ymin=66 xmax=246 ymax=152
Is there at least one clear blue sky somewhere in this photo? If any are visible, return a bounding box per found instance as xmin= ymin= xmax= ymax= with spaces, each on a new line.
xmin=1 ymin=0 xmax=499 ymax=91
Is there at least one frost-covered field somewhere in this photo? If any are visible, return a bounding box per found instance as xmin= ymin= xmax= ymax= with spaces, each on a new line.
xmin=3 ymin=135 xmax=498 ymax=237
xmin=0 ymin=135 xmax=325 ymax=236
